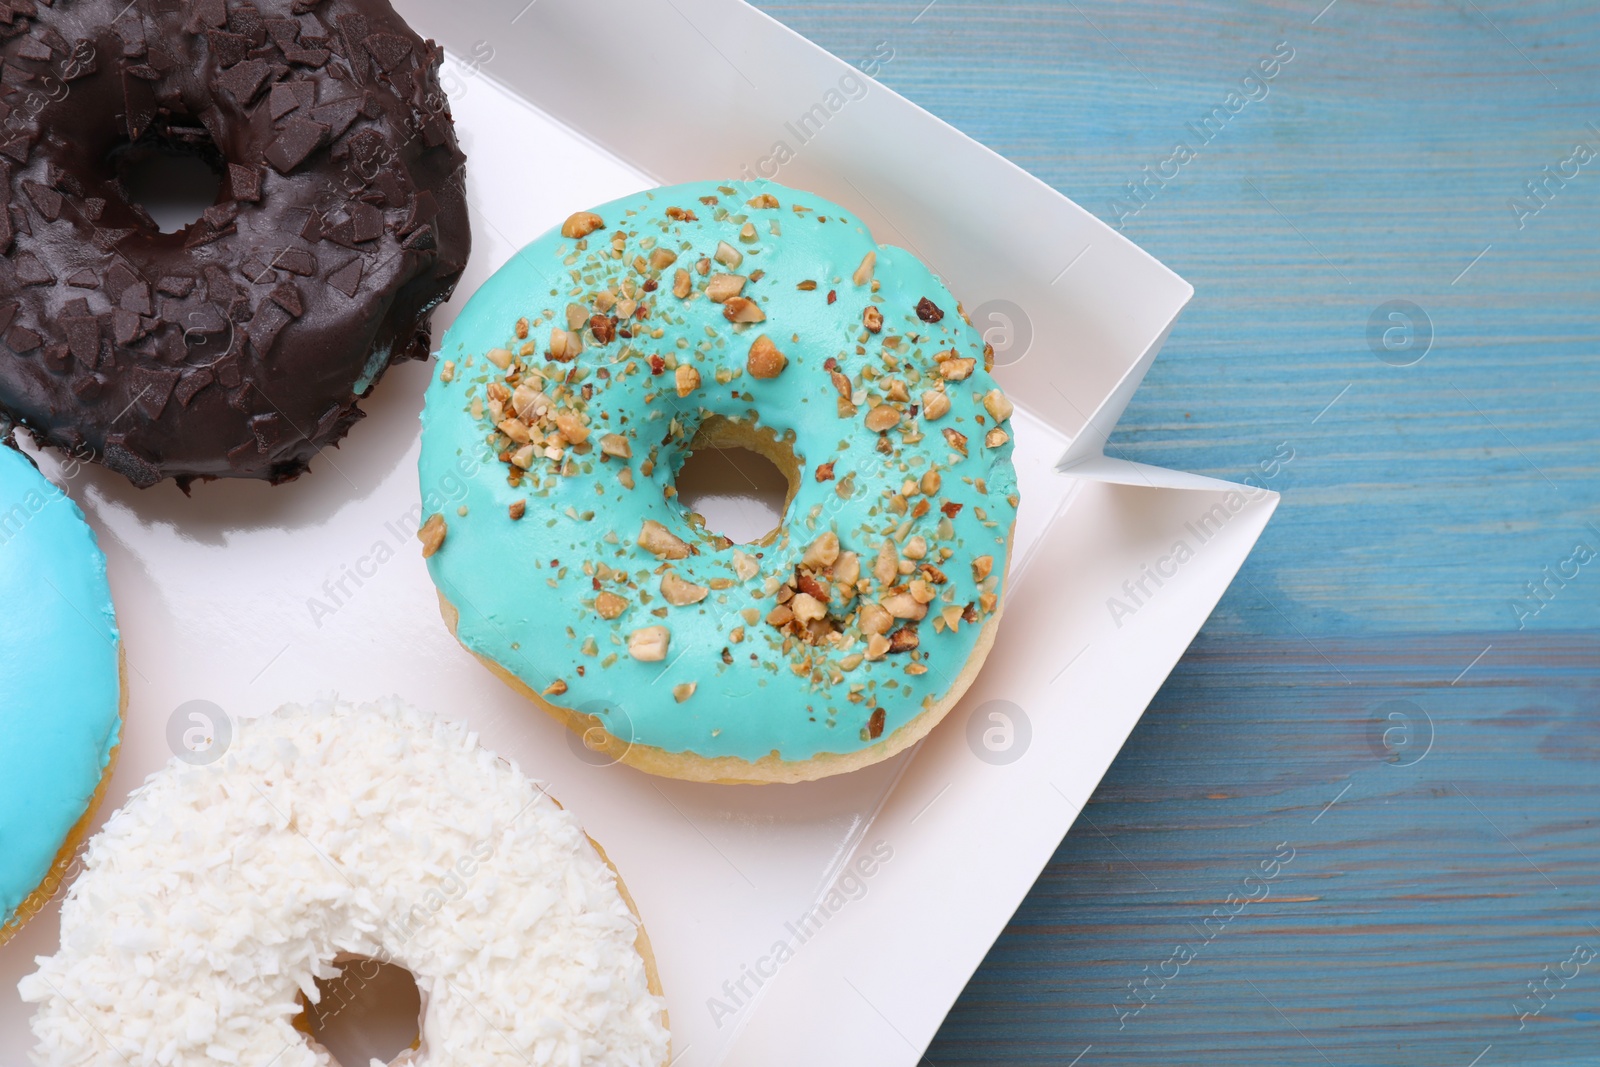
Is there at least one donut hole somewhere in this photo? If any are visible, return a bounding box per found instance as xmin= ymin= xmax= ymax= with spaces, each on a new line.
xmin=676 ymin=416 xmax=798 ymax=545
xmin=297 ymin=955 xmax=423 ymax=1065
xmin=110 ymin=127 xmax=226 ymax=234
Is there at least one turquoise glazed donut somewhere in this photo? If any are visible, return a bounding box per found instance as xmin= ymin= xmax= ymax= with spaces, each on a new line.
xmin=418 ymin=180 xmax=1017 ymax=783
xmin=0 ymin=444 xmax=122 ymax=942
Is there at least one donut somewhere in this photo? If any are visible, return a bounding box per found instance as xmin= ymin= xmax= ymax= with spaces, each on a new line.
xmin=0 ymin=442 xmax=123 ymax=946
xmin=21 ymin=698 xmax=671 ymax=1065
xmin=418 ymin=179 xmax=1018 ymax=784
xmin=0 ymin=0 xmax=470 ymax=488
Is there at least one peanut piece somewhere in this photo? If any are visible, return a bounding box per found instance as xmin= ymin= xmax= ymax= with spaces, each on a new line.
xmin=747 ymin=335 xmax=787 ymax=378
xmin=638 ymin=519 xmax=691 ymax=559
xmin=561 ymin=211 xmax=604 ymax=238
xmin=628 ymin=625 xmax=671 ymax=662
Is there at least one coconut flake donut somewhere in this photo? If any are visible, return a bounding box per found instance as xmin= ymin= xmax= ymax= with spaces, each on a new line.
xmin=418 ymin=179 xmax=1018 ymax=784
xmin=0 ymin=442 xmax=123 ymax=947
xmin=21 ymin=698 xmax=670 ymax=1066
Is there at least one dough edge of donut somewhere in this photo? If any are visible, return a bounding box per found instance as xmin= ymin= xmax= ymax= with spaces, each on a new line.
xmin=438 ymin=524 xmax=1014 ymax=786
xmin=0 ymin=645 xmax=126 ymax=948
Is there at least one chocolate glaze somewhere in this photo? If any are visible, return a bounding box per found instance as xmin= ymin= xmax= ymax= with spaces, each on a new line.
xmin=0 ymin=0 xmax=470 ymax=487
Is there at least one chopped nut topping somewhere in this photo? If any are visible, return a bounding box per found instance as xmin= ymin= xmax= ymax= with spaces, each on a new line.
xmin=985 ymin=428 xmax=1010 ymax=449
xmin=766 ymin=604 xmax=795 ymax=627
xmin=665 ymin=206 xmax=697 ymax=221
xmin=921 ymin=389 xmax=951 ymax=420
xmin=791 ymin=592 xmax=827 ymax=624
xmin=486 ymin=347 xmax=512 ymax=370
xmin=649 ymin=247 xmax=678 ymax=270
xmin=916 ymin=297 xmax=944 ymax=322
xmin=888 ymin=626 xmax=920 ymax=653
xmin=723 ymin=296 xmax=766 ymax=323
xmin=675 ymin=364 xmax=701 ymax=397
xmin=863 ymin=306 xmax=883 ymax=333
xmin=418 ymin=514 xmax=447 ymax=558
xmin=816 ymin=460 xmax=836 ymax=482
xmin=561 ymin=211 xmax=604 ymax=238
xmin=972 ymin=555 xmax=994 ymax=581
xmin=984 ymin=388 xmax=1014 ymax=423
xmin=803 ymin=531 xmax=841 ymax=568
xmin=555 ymin=412 xmax=589 ymax=444
xmin=497 ymin=418 xmax=530 ymax=445
xmin=695 ymin=257 xmax=711 ymax=276
xmin=544 ymin=679 xmax=569 ymax=696
xmin=599 ymin=433 xmax=632 ymax=459
xmin=865 ymin=633 xmax=891 ymax=660
xmin=943 ymin=427 xmax=969 ymax=455
xmin=628 ymin=625 xmax=671 ymax=661
xmin=595 ymin=591 xmax=629 ymax=619
xmin=867 ymin=707 xmax=887 ymax=738
xmin=939 ymin=357 xmax=976 ymax=381
xmin=748 ymin=193 xmax=781 ymax=208
xmin=733 ymin=550 xmax=761 ymax=582
xmin=829 ymin=367 xmax=853 ymax=400
xmin=859 ymin=602 xmax=893 ymax=635
xmin=512 ymin=384 xmax=549 ymax=419
xmin=706 ymin=273 xmax=747 ymax=303
xmin=739 ymin=222 xmax=758 ymax=243
xmin=673 ymin=682 xmax=697 ymax=703
xmin=921 ymin=469 xmax=942 ymax=495
xmin=661 ymin=570 xmax=709 ymax=606
xmin=715 ymin=240 xmax=744 ymax=269
xmin=509 ymin=500 xmax=527 ymax=521
xmin=834 ymin=551 xmax=861 ymax=586
xmin=853 ymin=250 xmax=877 ymax=287
xmin=747 ymin=334 xmax=787 ymax=378
xmin=797 ymin=280 xmax=818 ymax=291
xmin=638 ymin=519 xmax=691 ymax=559
xmin=671 ymin=268 xmax=692 ymax=300
xmin=882 ymin=592 xmax=929 ymax=621
xmin=908 ymin=578 xmax=936 ymax=604
xmin=874 ymin=541 xmax=897 ymax=585
xmin=566 ymin=303 xmax=588 ymax=330
xmin=440 ymin=360 xmax=456 ymax=383
xmin=548 ymin=328 xmax=576 ymax=361
xmin=904 ymin=535 xmax=927 ymax=560
xmin=864 ymin=404 xmax=900 ymax=433
xmin=515 ymin=317 xmax=530 ymax=340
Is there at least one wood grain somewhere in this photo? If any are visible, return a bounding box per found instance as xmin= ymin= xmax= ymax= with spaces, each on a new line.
xmin=751 ymin=1 xmax=1600 ymax=1062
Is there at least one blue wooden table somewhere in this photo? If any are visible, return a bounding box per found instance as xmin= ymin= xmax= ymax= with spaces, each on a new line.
xmin=755 ymin=2 xmax=1600 ymax=1063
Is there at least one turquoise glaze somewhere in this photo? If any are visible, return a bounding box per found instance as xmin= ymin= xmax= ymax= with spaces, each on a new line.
xmin=419 ymin=180 xmax=1017 ymax=764
xmin=0 ymin=446 xmax=120 ymax=926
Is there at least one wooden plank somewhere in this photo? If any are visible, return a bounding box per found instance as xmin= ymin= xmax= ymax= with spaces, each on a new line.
xmin=751 ymin=1 xmax=1600 ymax=1063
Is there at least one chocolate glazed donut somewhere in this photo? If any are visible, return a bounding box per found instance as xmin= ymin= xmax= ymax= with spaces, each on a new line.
xmin=0 ymin=0 xmax=470 ymax=487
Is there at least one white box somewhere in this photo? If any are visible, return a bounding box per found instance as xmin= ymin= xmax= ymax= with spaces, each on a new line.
xmin=0 ymin=2 xmax=1275 ymax=1064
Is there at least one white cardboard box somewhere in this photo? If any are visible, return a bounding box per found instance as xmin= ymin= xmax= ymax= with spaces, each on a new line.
xmin=0 ymin=2 xmax=1276 ymax=1064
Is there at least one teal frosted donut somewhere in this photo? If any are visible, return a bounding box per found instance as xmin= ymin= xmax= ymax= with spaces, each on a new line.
xmin=418 ymin=180 xmax=1017 ymax=783
xmin=0 ymin=444 xmax=123 ymax=943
